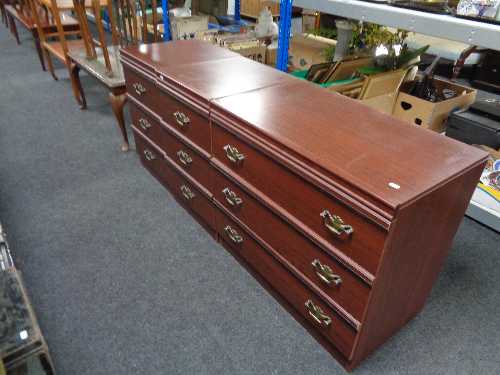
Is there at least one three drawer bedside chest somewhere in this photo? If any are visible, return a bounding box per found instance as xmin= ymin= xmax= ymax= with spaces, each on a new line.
xmin=120 ymin=40 xmax=488 ymax=371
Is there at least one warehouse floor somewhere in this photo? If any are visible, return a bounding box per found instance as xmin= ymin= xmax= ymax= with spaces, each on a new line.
xmin=1 ymin=27 xmax=499 ymax=375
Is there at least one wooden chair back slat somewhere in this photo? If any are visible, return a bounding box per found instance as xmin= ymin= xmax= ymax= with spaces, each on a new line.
xmin=91 ymin=0 xmax=112 ymax=74
xmin=72 ymin=0 xmax=97 ymax=59
xmin=69 ymin=0 xmax=161 ymax=77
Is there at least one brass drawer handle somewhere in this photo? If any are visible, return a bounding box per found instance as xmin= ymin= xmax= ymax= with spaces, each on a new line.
xmin=173 ymin=111 xmax=190 ymax=128
xmin=223 ymin=144 xmax=245 ymax=165
xmin=180 ymin=185 xmax=195 ymax=200
xmin=224 ymin=225 xmax=243 ymax=244
xmin=132 ymin=83 xmax=146 ymax=96
xmin=305 ymin=300 xmax=332 ymax=327
xmin=143 ymin=149 xmax=156 ymax=161
xmin=222 ymin=187 xmax=243 ymax=207
xmin=320 ymin=210 xmax=353 ymax=237
xmin=311 ymin=259 xmax=342 ymax=287
xmin=176 ymin=150 xmax=193 ymax=167
xmin=138 ymin=118 xmax=151 ymax=131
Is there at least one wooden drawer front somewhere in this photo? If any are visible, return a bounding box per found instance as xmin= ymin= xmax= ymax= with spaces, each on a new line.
xmin=212 ymin=169 xmax=370 ymax=324
xmin=134 ymin=130 xmax=215 ymax=230
xmin=124 ymin=66 xmax=160 ymax=114
xmin=124 ymin=67 xmax=211 ymax=154
xmin=212 ymin=124 xmax=386 ymax=277
xmin=156 ymin=85 xmax=211 ymax=154
xmin=134 ymin=127 xmax=171 ymax=187
xmin=161 ymin=161 xmax=216 ymax=231
xmin=130 ymin=104 xmax=213 ymax=194
xmin=215 ymin=207 xmax=357 ymax=359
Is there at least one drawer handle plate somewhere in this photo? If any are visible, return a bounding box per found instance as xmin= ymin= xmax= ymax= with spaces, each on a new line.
xmin=180 ymin=185 xmax=195 ymax=200
xmin=305 ymin=300 xmax=332 ymax=327
xmin=311 ymin=259 xmax=342 ymax=287
xmin=223 ymin=144 xmax=245 ymax=165
xmin=177 ymin=150 xmax=193 ymax=167
xmin=143 ymin=149 xmax=156 ymax=161
xmin=222 ymin=188 xmax=243 ymax=207
xmin=224 ymin=225 xmax=243 ymax=244
xmin=320 ymin=210 xmax=353 ymax=237
xmin=173 ymin=111 xmax=190 ymax=128
xmin=132 ymin=83 xmax=146 ymax=96
xmin=138 ymin=118 xmax=151 ymax=131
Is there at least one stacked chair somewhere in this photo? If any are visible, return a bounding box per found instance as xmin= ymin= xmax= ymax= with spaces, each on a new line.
xmin=3 ymin=0 xmax=79 ymax=70
xmin=29 ymin=0 xmax=89 ymax=106
xmin=23 ymin=0 xmax=161 ymax=151
xmin=69 ymin=0 xmax=162 ymax=151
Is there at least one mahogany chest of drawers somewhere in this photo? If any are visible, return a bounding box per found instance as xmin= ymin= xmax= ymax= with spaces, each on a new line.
xmin=120 ymin=40 xmax=488 ymax=371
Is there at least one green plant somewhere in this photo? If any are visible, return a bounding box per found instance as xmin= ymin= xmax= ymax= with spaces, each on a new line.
xmin=350 ymin=22 xmax=409 ymax=52
xmin=311 ymin=27 xmax=337 ymax=40
xmin=321 ymin=45 xmax=336 ymax=62
xmin=317 ymin=21 xmax=427 ymax=69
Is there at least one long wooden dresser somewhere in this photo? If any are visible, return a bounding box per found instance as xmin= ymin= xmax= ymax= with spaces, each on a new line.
xmin=120 ymin=40 xmax=488 ymax=371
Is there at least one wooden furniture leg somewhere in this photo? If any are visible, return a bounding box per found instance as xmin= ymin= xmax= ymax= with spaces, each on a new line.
xmin=44 ymin=48 xmax=58 ymax=80
xmin=109 ymin=92 xmax=129 ymax=152
xmin=32 ymin=30 xmax=46 ymax=71
xmin=7 ymin=13 xmax=20 ymax=44
xmin=70 ymin=63 xmax=86 ymax=108
xmin=68 ymin=66 xmax=83 ymax=106
xmin=1 ymin=3 xmax=6 ymax=26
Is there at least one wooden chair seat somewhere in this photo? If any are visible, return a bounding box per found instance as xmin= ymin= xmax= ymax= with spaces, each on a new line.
xmin=44 ymin=38 xmax=85 ymax=61
xmin=69 ymin=46 xmax=125 ymax=88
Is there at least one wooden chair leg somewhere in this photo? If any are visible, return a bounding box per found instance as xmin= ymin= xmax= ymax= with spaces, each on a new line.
xmin=33 ymin=32 xmax=46 ymax=71
xmin=68 ymin=63 xmax=84 ymax=107
xmin=109 ymin=92 xmax=129 ymax=152
xmin=7 ymin=14 xmax=20 ymax=44
xmin=1 ymin=5 xmax=6 ymax=26
xmin=44 ymin=49 xmax=58 ymax=80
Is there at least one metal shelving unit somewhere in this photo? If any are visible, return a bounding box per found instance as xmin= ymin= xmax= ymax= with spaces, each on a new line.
xmin=275 ymin=0 xmax=500 ymax=69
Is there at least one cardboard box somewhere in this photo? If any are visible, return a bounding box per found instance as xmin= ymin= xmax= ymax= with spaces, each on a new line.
xmin=194 ymin=29 xmax=219 ymax=43
xmin=224 ymin=40 xmax=266 ymax=63
xmin=240 ymin=0 xmax=280 ymax=18
xmin=393 ymin=78 xmax=476 ymax=132
xmin=362 ymin=93 xmax=398 ymax=115
xmin=169 ymin=15 xmax=209 ymax=41
xmin=289 ymin=33 xmax=336 ymax=71
xmin=328 ymin=68 xmax=409 ymax=115
xmin=266 ymin=43 xmax=277 ymax=66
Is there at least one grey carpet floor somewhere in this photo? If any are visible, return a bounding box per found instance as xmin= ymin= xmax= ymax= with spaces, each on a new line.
xmin=1 ymin=26 xmax=500 ymax=375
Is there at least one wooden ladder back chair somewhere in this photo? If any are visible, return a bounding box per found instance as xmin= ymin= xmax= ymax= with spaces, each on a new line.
xmin=5 ymin=0 xmax=36 ymax=43
xmin=68 ymin=0 xmax=161 ymax=151
xmin=116 ymin=0 xmax=161 ymax=45
xmin=30 ymin=0 xmax=85 ymax=105
xmin=4 ymin=0 xmax=79 ymax=70
xmin=0 ymin=0 xmax=10 ymax=26
xmin=71 ymin=0 xmax=161 ymax=80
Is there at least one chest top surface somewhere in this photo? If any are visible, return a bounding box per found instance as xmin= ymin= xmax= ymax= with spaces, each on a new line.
xmin=121 ymin=40 xmax=239 ymax=73
xmin=211 ymin=81 xmax=488 ymax=209
xmin=122 ymin=41 xmax=297 ymax=102
xmin=158 ymin=56 xmax=298 ymax=101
